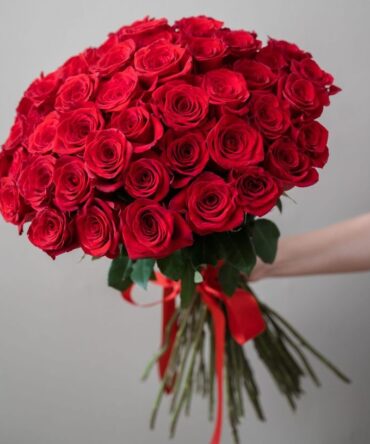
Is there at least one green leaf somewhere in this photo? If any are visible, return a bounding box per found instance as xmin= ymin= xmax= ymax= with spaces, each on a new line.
xmin=221 ymin=229 xmax=256 ymax=275
xmin=180 ymin=261 xmax=195 ymax=308
xmin=253 ymin=219 xmax=280 ymax=264
xmin=130 ymin=258 xmax=155 ymax=290
xmin=219 ymin=262 xmax=239 ymax=296
xmin=108 ymin=253 xmax=133 ymax=291
xmin=276 ymin=198 xmax=283 ymax=213
xmin=189 ymin=235 xmax=223 ymax=268
xmin=157 ymin=250 xmax=185 ymax=281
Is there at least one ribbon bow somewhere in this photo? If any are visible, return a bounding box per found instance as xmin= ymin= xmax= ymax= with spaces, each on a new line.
xmin=122 ymin=271 xmax=265 ymax=444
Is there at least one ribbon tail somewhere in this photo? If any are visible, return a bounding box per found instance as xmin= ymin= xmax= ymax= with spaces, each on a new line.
xmin=158 ymin=287 xmax=178 ymax=393
xmin=202 ymin=293 xmax=225 ymax=444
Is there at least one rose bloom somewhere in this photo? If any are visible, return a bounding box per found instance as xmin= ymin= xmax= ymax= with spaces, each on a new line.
xmin=58 ymin=53 xmax=89 ymax=79
xmin=291 ymin=58 xmax=334 ymax=88
xmin=249 ymin=93 xmax=291 ymax=139
xmin=187 ymin=36 xmax=227 ymax=70
xmin=3 ymin=115 xmax=25 ymax=151
xmin=28 ymin=112 xmax=59 ymax=154
xmin=84 ymin=129 xmax=132 ymax=191
xmin=55 ymin=74 xmax=97 ymax=112
xmin=90 ymin=39 xmax=135 ymax=77
xmin=115 ymin=17 xmax=172 ymax=47
xmin=96 ymin=67 xmax=139 ymax=112
xmin=170 ymin=172 xmax=244 ymax=235
xmin=152 ymin=81 xmax=209 ymax=130
xmin=280 ymin=73 xmax=324 ymax=118
xmin=161 ymin=130 xmax=209 ymax=188
xmin=121 ymin=199 xmax=193 ymax=259
xmin=110 ymin=105 xmax=163 ymax=153
xmin=54 ymin=156 xmax=92 ymax=211
xmin=124 ymin=157 xmax=170 ymax=201
xmin=174 ymin=16 xmax=223 ymax=37
xmin=76 ymin=199 xmax=119 ymax=258
xmin=134 ymin=40 xmax=192 ymax=82
xmin=7 ymin=148 xmax=29 ymax=181
xmin=233 ymin=59 xmax=277 ymax=90
xmin=54 ymin=104 xmax=104 ymax=155
xmin=207 ymin=115 xmax=264 ymax=169
xmin=202 ymin=68 xmax=249 ymax=105
xmin=293 ymin=121 xmax=329 ymax=168
xmin=0 ymin=177 xmax=27 ymax=224
xmin=230 ymin=167 xmax=281 ymax=216
xmin=266 ymin=137 xmax=318 ymax=187
xmin=24 ymin=72 xmax=60 ymax=107
xmin=220 ymin=29 xmax=261 ymax=56
xmin=18 ymin=155 xmax=56 ymax=209
xmin=28 ymin=207 xmax=76 ymax=258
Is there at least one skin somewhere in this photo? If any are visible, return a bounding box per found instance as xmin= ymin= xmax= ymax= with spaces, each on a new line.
xmin=249 ymin=213 xmax=370 ymax=281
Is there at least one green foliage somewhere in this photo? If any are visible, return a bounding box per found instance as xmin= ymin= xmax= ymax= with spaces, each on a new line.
xmin=130 ymin=258 xmax=155 ymax=290
xmin=252 ymin=219 xmax=280 ymax=263
xmin=220 ymin=228 xmax=256 ymax=275
xmin=108 ymin=251 xmax=133 ymax=291
xmin=157 ymin=250 xmax=185 ymax=281
xmin=180 ymin=260 xmax=195 ymax=308
xmin=219 ymin=262 xmax=239 ymax=296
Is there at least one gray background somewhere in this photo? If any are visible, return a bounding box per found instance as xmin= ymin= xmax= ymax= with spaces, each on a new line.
xmin=0 ymin=0 xmax=369 ymax=443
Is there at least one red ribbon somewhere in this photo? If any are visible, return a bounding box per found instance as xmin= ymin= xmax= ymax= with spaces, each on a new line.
xmin=121 ymin=270 xmax=265 ymax=444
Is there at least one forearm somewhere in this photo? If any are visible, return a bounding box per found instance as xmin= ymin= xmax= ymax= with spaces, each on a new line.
xmin=255 ymin=213 xmax=370 ymax=279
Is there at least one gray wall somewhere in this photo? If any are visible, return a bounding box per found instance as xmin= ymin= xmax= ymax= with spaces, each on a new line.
xmin=0 ymin=0 xmax=369 ymax=443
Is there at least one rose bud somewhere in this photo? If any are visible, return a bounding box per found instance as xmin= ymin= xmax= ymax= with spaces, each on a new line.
xmin=152 ymin=81 xmax=209 ymax=130
xmin=84 ymin=129 xmax=133 ymax=192
xmin=161 ymin=130 xmax=209 ymax=188
xmin=54 ymin=157 xmax=92 ymax=212
xmin=266 ymin=137 xmax=318 ymax=187
xmin=230 ymin=167 xmax=281 ymax=216
xmin=233 ymin=59 xmax=277 ymax=90
xmin=220 ymin=29 xmax=261 ymax=56
xmin=187 ymin=36 xmax=227 ymax=71
xmin=121 ymin=199 xmax=193 ymax=259
xmin=174 ymin=16 xmax=223 ymax=37
xmin=124 ymin=157 xmax=170 ymax=201
xmin=28 ymin=207 xmax=76 ymax=258
xmin=76 ymin=199 xmax=120 ymax=258
xmin=18 ymin=155 xmax=56 ymax=209
xmin=110 ymin=105 xmax=163 ymax=153
xmin=293 ymin=121 xmax=329 ymax=168
xmin=169 ymin=172 xmax=244 ymax=235
xmin=207 ymin=115 xmax=264 ymax=169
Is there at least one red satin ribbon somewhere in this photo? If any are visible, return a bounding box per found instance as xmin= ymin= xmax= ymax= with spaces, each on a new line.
xmin=121 ymin=271 xmax=265 ymax=444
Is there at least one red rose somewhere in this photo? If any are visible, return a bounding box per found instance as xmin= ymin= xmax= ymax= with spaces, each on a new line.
xmin=134 ymin=40 xmax=192 ymax=82
xmin=249 ymin=93 xmax=291 ymax=139
xmin=24 ymin=72 xmax=60 ymax=107
xmin=18 ymin=155 xmax=55 ymax=209
xmin=207 ymin=115 xmax=264 ymax=169
xmin=170 ymin=172 xmax=244 ymax=235
xmin=3 ymin=115 xmax=25 ymax=150
xmin=233 ymin=59 xmax=277 ymax=90
xmin=124 ymin=157 xmax=170 ymax=201
xmin=28 ymin=207 xmax=76 ymax=258
xmin=202 ymin=68 xmax=249 ymax=105
xmin=220 ymin=30 xmax=261 ymax=56
xmin=267 ymin=39 xmax=310 ymax=63
xmin=54 ymin=156 xmax=92 ymax=211
xmin=57 ymin=53 xmax=89 ymax=79
xmin=110 ymin=105 xmax=163 ymax=153
xmin=7 ymin=148 xmax=29 ymax=180
xmin=174 ymin=16 xmax=223 ymax=37
xmin=84 ymin=129 xmax=132 ymax=192
xmin=266 ymin=138 xmax=318 ymax=187
xmin=121 ymin=199 xmax=193 ymax=259
xmin=152 ymin=81 xmax=209 ymax=130
xmin=55 ymin=74 xmax=97 ymax=112
xmin=96 ymin=67 xmax=139 ymax=112
xmin=230 ymin=167 xmax=281 ymax=216
xmin=55 ymin=104 xmax=103 ymax=155
xmin=0 ymin=177 xmax=27 ymax=224
xmin=116 ymin=17 xmax=172 ymax=47
xmin=279 ymin=74 xmax=324 ymax=118
xmin=90 ymin=39 xmax=136 ymax=77
xmin=28 ymin=112 xmax=59 ymax=154
xmin=76 ymin=199 xmax=119 ymax=258
xmin=293 ymin=121 xmax=329 ymax=168
xmin=161 ymin=130 xmax=209 ymax=188
xmin=188 ymin=36 xmax=227 ymax=70
xmin=0 ymin=151 xmax=12 ymax=177
xmin=291 ymin=58 xmax=334 ymax=88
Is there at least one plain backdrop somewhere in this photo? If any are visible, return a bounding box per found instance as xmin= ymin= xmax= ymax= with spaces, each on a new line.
xmin=0 ymin=0 xmax=369 ymax=443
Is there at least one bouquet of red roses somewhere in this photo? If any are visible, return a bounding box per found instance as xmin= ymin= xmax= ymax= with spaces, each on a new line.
xmin=0 ymin=15 xmax=348 ymax=444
